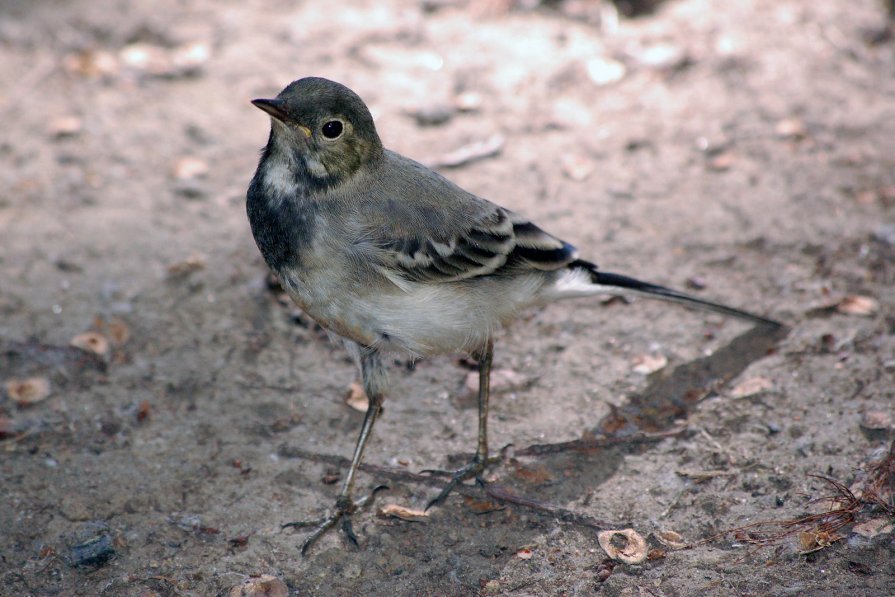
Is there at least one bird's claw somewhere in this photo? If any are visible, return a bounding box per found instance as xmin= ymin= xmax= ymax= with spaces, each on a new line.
xmin=284 ymin=485 xmax=388 ymax=555
xmin=424 ymin=457 xmax=488 ymax=511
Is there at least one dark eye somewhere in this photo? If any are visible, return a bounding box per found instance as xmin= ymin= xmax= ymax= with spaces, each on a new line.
xmin=322 ymin=120 xmax=343 ymax=139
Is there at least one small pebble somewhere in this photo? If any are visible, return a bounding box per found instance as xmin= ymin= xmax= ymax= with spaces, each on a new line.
xmin=410 ymin=105 xmax=454 ymax=127
xmin=67 ymin=524 xmax=115 ymax=568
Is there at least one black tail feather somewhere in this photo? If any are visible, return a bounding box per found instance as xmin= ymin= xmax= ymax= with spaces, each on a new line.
xmin=572 ymin=260 xmax=781 ymax=328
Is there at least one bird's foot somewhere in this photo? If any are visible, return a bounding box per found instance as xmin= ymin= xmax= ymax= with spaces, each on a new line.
xmin=283 ymin=485 xmax=387 ymax=555
xmin=423 ymin=455 xmax=488 ymax=510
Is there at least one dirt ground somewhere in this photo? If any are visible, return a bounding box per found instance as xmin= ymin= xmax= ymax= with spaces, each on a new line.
xmin=2 ymin=0 xmax=895 ymax=595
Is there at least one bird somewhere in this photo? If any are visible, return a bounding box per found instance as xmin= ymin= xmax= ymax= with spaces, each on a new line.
xmin=246 ymin=76 xmax=780 ymax=554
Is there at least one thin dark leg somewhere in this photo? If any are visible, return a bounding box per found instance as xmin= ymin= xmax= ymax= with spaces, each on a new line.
xmin=426 ymin=338 xmax=494 ymax=510
xmin=285 ymin=348 xmax=388 ymax=555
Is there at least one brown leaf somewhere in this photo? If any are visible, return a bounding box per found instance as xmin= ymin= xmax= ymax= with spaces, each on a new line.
xmin=48 ymin=115 xmax=83 ymax=138
xmin=136 ymin=400 xmax=152 ymax=423
xmin=462 ymin=495 xmax=504 ymax=514
xmin=729 ymin=376 xmax=773 ymax=398
xmin=345 ymin=381 xmax=369 ymax=412
xmin=166 ymin=254 xmax=206 ymax=278
xmin=775 ymin=118 xmax=807 ymax=140
xmin=561 ymin=153 xmax=597 ymax=181
xmin=105 ymin=317 xmax=131 ymax=346
xmin=63 ymin=50 xmax=118 ymax=77
xmin=227 ymin=574 xmax=288 ymax=597
xmin=598 ymin=528 xmax=648 ymax=564
xmin=631 ymin=354 xmax=668 ymax=375
xmin=707 ymin=152 xmax=736 ymax=171
xmin=465 ymin=368 xmax=532 ymax=394
xmin=655 ymin=529 xmax=687 ymax=549
xmin=378 ymin=504 xmax=430 ymax=522
xmin=120 ymin=41 xmax=210 ymax=78
xmin=511 ymin=462 xmax=553 ymax=484
xmin=71 ymin=332 xmax=110 ymax=357
xmin=5 ymin=377 xmax=51 ymax=406
xmin=836 ymin=295 xmax=879 ymax=317
xmin=172 ymin=156 xmax=209 ymax=180
xmin=798 ymin=529 xmax=841 ymax=553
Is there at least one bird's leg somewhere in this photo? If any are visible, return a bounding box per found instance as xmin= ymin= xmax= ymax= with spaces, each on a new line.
xmin=425 ymin=338 xmax=494 ymax=510
xmin=284 ymin=348 xmax=388 ymax=555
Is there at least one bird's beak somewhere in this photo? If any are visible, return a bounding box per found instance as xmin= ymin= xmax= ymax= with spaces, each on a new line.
xmin=251 ymin=98 xmax=312 ymax=138
xmin=251 ymin=98 xmax=287 ymax=120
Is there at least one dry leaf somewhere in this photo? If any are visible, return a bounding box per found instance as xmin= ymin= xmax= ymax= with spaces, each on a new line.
xmin=631 ymin=354 xmax=668 ymax=375
xmin=120 ymin=41 xmax=210 ymax=78
xmin=63 ymin=50 xmax=119 ymax=77
xmin=633 ymin=43 xmax=686 ymax=69
xmin=345 ymin=381 xmax=369 ymax=412
xmin=465 ymin=368 xmax=532 ymax=394
xmin=136 ymin=400 xmax=151 ymax=423
xmin=597 ymin=528 xmax=648 ymax=564
xmin=70 ymin=332 xmax=110 ymax=356
xmin=836 ymin=295 xmax=879 ymax=317
xmin=729 ymin=376 xmax=773 ymax=398
xmin=454 ymin=91 xmax=483 ymax=112
xmin=170 ymin=41 xmax=210 ymax=74
xmin=798 ymin=529 xmax=841 ymax=554
xmin=173 ymin=156 xmax=208 ymax=180
xmin=775 ymin=118 xmax=807 ymax=140
xmin=5 ymin=377 xmax=51 ymax=406
xmin=227 ymin=575 xmax=289 ymax=597
xmin=120 ymin=43 xmax=169 ymax=74
xmin=378 ymin=504 xmax=430 ymax=522
xmin=511 ymin=462 xmax=553 ymax=484
xmin=708 ymin=152 xmax=736 ymax=171
xmin=166 ymin=254 xmax=206 ymax=278
xmin=462 ymin=495 xmax=504 ymax=514
xmin=561 ymin=153 xmax=596 ymax=181
xmin=105 ymin=317 xmax=131 ymax=346
xmin=655 ymin=530 xmax=687 ymax=549
xmin=48 ymin=115 xmax=83 ymax=138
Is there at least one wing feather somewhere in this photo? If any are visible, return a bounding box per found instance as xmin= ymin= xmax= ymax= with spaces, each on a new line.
xmin=371 ymin=205 xmax=580 ymax=283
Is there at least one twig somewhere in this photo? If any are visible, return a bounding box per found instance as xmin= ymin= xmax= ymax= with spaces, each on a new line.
xmin=277 ymin=443 xmax=630 ymax=530
xmin=484 ymin=484 xmax=623 ymax=530
xmin=513 ymin=427 xmax=685 ymax=457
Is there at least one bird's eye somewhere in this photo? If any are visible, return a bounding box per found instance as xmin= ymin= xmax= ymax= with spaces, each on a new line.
xmin=322 ymin=120 xmax=343 ymax=139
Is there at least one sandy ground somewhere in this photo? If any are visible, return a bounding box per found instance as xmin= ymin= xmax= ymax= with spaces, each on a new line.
xmin=2 ymin=0 xmax=895 ymax=595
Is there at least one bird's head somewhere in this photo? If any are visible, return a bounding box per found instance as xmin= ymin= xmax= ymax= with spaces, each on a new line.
xmin=252 ymin=77 xmax=384 ymax=191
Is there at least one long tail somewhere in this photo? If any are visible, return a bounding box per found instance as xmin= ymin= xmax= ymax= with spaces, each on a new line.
xmin=572 ymin=259 xmax=781 ymax=328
